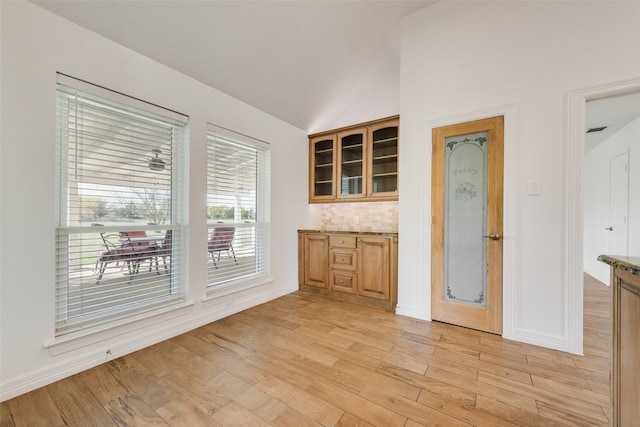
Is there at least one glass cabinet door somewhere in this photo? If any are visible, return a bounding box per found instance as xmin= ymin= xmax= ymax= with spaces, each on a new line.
xmin=310 ymin=136 xmax=335 ymax=200
xmin=369 ymin=122 xmax=398 ymax=198
xmin=338 ymin=128 xmax=366 ymax=198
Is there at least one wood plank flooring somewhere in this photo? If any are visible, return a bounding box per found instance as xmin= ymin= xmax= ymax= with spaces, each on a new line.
xmin=1 ymin=274 xmax=611 ymax=426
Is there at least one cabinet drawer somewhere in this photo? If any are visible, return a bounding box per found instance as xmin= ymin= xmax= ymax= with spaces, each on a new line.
xmin=330 ymin=271 xmax=357 ymax=294
xmin=330 ymin=248 xmax=357 ymax=270
xmin=329 ymin=235 xmax=357 ymax=248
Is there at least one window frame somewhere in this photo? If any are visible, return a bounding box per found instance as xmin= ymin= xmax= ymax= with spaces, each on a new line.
xmin=205 ymin=124 xmax=271 ymax=296
xmin=54 ymin=74 xmax=188 ymax=337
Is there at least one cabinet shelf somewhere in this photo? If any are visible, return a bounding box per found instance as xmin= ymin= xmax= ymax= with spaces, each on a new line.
xmin=342 ymin=144 xmax=363 ymax=150
xmin=373 ymin=154 xmax=397 ymax=161
xmin=373 ymin=137 xmax=398 ymax=145
xmin=315 ymin=179 xmax=333 ymax=184
xmin=315 ymin=148 xmax=333 ymax=154
xmin=342 ymin=159 xmax=363 ymax=165
xmin=373 ymin=172 xmax=398 ymax=178
xmin=315 ymin=163 xmax=333 ymax=168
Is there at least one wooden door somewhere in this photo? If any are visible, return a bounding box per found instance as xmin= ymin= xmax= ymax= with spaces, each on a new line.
xmin=304 ymin=234 xmax=328 ymax=288
xmin=431 ymin=116 xmax=504 ymax=334
xmin=367 ymin=118 xmax=399 ymax=199
xmin=309 ymin=135 xmax=336 ymax=202
xmin=358 ymin=236 xmax=390 ymax=300
xmin=337 ymin=127 xmax=367 ymax=199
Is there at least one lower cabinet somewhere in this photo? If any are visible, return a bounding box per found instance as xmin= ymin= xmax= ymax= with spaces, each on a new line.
xmin=610 ymin=267 xmax=640 ymax=426
xmin=298 ymin=230 xmax=398 ymax=310
xmin=302 ymin=233 xmax=328 ymax=288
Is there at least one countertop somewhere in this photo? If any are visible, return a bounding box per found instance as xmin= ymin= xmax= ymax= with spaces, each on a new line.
xmin=597 ymin=255 xmax=640 ymax=277
xmin=298 ymin=229 xmax=398 ymax=237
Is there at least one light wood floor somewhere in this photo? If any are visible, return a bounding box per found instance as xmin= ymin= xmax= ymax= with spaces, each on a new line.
xmin=1 ymin=274 xmax=611 ymax=426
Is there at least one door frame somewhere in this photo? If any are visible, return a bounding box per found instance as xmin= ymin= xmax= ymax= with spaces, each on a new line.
xmin=426 ymin=103 xmax=518 ymax=341
xmin=567 ymin=75 xmax=640 ymax=354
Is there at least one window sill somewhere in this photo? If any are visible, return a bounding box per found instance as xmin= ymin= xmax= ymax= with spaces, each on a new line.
xmin=44 ymin=300 xmax=195 ymax=356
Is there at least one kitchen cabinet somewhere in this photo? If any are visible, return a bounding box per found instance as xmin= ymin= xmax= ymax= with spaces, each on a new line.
xmin=598 ymin=255 xmax=640 ymax=426
xmin=309 ymin=116 xmax=398 ymax=203
xmin=302 ymin=233 xmax=328 ymax=288
xmin=298 ymin=230 xmax=398 ymax=310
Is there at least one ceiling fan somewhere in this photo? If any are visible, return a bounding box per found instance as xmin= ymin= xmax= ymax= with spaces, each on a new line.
xmin=147 ymin=148 xmax=166 ymax=171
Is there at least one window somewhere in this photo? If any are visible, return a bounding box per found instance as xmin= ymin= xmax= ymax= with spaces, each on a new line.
xmin=55 ymin=75 xmax=187 ymax=336
xmin=206 ymin=126 xmax=270 ymax=292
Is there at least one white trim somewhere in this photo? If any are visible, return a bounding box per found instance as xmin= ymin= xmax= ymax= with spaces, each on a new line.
xmin=45 ymin=301 xmax=195 ymax=355
xmin=566 ymin=75 xmax=640 ymax=355
xmin=203 ymin=275 xmax=274 ymax=300
xmin=395 ymin=305 xmax=430 ymax=321
xmin=422 ymin=103 xmax=518 ymax=340
xmin=513 ymin=327 xmax=568 ymax=352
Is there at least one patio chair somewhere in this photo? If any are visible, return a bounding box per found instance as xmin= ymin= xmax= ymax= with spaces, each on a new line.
xmin=119 ymin=231 xmax=160 ymax=275
xmin=208 ymin=227 xmax=238 ymax=269
xmin=95 ymin=233 xmax=136 ymax=284
xmin=157 ymin=229 xmax=172 ymax=274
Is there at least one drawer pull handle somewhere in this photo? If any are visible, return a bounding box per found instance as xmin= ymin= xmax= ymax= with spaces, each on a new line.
xmin=339 ymin=280 xmax=344 ymax=284
xmin=341 ymin=258 xmax=345 ymax=262
xmin=341 ymin=240 xmax=344 ymax=243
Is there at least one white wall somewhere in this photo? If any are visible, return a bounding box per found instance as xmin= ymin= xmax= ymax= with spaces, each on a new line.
xmin=584 ymin=117 xmax=640 ymax=283
xmin=398 ymin=1 xmax=640 ymax=352
xmin=0 ymin=1 xmax=311 ymax=400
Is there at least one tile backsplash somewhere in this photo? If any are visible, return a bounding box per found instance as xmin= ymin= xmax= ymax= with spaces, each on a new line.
xmin=320 ymin=201 xmax=398 ymax=232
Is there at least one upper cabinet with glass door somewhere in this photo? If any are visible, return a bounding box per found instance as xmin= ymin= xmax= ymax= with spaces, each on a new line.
xmin=368 ymin=120 xmax=399 ymax=199
xmin=338 ymin=127 xmax=366 ymax=199
xmin=309 ymin=134 xmax=336 ymax=202
xmin=308 ymin=116 xmax=399 ymax=203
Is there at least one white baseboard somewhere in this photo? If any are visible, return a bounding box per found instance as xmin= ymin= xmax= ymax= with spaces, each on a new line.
xmin=511 ymin=327 xmax=571 ymax=354
xmin=394 ymin=304 xmax=430 ymax=321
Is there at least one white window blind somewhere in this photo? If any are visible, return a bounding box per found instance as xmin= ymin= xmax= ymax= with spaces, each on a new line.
xmin=55 ymin=78 xmax=187 ymax=336
xmin=206 ymin=126 xmax=270 ymax=291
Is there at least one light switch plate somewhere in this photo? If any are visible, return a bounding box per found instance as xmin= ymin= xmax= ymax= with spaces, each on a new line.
xmin=527 ymin=180 xmax=541 ymax=196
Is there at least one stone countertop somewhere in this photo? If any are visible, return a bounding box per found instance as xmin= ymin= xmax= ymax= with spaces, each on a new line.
xmin=598 ymin=255 xmax=640 ymax=277
xmin=298 ymin=229 xmax=398 ymax=236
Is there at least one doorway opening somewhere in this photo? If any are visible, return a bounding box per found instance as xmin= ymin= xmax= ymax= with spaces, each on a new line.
xmin=567 ymin=76 xmax=640 ymax=354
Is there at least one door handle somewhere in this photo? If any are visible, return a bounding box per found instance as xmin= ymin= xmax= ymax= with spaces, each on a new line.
xmin=605 ymin=226 xmax=613 ymax=231
xmin=483 ymin=233 xmax=502 ymax=240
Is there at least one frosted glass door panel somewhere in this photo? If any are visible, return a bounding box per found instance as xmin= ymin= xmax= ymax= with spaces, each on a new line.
xmin=444 ymin=132 xmax=488 ymax=307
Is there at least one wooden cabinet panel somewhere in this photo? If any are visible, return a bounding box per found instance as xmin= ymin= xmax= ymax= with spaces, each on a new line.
xmin=368 ymin=120 xmax=399 ymax=199
xmin=303 ymin=234 xmax=328 ymax=288
xmin=338 ymin=127 xmax=367 ymax=199
xmin=358 ymin=237 xmax=390 ymax=301
xmin=309 ymin=135 xmax=336 ymax=202
xmin=611 ymin=268 xmax=640 ymax=426
xmin=330 ymin=270 xmax=357 ymax=294
xmin=329 ymin=235 xmax=356 ymax=249
xmin=330 ymin=248 xmax=357 ymax=271
xmin=308 ymin=116 xmax=398 ymax=203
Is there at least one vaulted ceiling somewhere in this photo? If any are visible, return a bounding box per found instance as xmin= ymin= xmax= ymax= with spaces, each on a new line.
xmin=32 ymin=0 xmax=435 ymax=132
